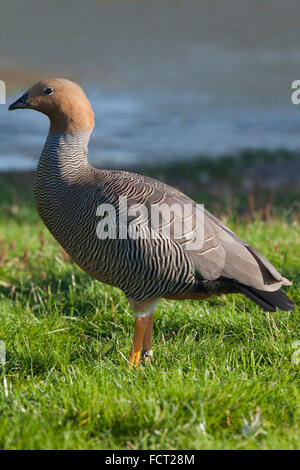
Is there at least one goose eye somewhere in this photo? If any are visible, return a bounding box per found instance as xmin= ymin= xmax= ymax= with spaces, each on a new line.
xmin=43 ymin=87 xmax=54 ymax=96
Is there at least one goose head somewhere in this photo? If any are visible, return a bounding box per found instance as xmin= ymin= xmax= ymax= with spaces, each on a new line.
xmin=9 ymin=78 xmax=95 ymax=134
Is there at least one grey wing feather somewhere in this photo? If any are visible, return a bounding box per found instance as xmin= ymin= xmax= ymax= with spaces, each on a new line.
xmin=199 ymin=209 xmax=285 ymax=290
xmin=99 ymin=171 xmax=289 ymax=293
xmin=137 ymin=174 xmax=287 ymax=291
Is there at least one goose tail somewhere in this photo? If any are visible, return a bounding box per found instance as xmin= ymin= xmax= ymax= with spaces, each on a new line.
xmin=237 ymin=284 xmax=295 ymax=312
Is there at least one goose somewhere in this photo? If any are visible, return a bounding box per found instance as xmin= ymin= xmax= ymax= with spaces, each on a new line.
xmin=9 ymin=78 xmax=295 ymax=365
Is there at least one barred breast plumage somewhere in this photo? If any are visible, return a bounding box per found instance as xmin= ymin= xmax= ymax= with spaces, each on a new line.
xmin=9 ymin=78 xmax=295 ymax=365
xmin=34 ymin=132 xmax=196 ymax=302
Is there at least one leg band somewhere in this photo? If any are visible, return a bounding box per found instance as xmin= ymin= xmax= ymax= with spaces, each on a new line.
xmin=142 ymin=349 xmax=153 ymax=358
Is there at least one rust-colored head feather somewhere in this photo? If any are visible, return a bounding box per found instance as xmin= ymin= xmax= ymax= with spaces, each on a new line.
xmin=9 ymin=78 xmax=95 ymax=134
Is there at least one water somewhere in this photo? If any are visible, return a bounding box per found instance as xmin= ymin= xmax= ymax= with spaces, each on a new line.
xmin=1 ymin=0 xmax=300 ymax=171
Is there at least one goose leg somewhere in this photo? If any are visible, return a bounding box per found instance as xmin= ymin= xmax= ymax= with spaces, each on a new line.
xmin=128 ymin=299 xmax=159 ymax=366
xmin=142 ymin=313 xmax=154 ymax=362
xmin=129 ymin=316 xmax=149 ymax=366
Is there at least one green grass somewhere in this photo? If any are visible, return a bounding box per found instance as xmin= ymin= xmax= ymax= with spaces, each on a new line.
xmin=0 ymin=165 xmax=299 ymax=450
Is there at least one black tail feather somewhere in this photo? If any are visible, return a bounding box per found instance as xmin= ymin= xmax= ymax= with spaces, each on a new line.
xmin=237 ymin=284 xmax=295 ymax=312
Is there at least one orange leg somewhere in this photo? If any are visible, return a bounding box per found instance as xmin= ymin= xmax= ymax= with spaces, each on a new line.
xmin=128 ymin=298 xmax=158 ymax=366
xmin=142 ymin=313 xmax=154 ymax=362
xmin=129 ymin=316 xmax=149 ymax=366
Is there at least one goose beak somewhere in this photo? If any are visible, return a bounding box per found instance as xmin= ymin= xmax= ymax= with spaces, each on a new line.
xmin=8 ymin=93 xmax=32 ymax=111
